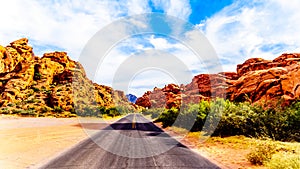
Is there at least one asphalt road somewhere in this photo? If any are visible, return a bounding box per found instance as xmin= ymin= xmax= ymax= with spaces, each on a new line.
xmin=40 ymin=114 xmax=220 ymax=169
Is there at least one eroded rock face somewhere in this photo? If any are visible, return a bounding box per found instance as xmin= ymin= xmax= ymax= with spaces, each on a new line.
xmin=0 ymin=38 xmax=34 ymax=74
xmin=136 ymin=91 xmax=152 ymax=108
xmin=229 ymin=53 xmax=300 ymax=104
xmin=0 ymin=38 xmax=135 ymax=117
xmin=136 ymin=53 xmax=300 ymax=109
xmin=136 ymin=74 xmax=229 ymax=109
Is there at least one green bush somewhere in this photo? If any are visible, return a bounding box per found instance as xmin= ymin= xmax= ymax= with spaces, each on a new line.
xmin=97 ymin=106 xmax=107 ymax=115
xmin=75 ymin=105 xmax=132 ymax=117
xmin=11 ymin=109 xmax=22 ymax=114
xmin=34 ymin=72 xmax=42 ymax=80
xmin=7 ymin=103 xmax=15 ymax=107
xmin=20 ymin=108 xmax=37 ymax=117
xmin=115 ymin=105 xmax=133 ymax=115
xmin=41 ymin=106 xmax=51 ymax=113
xmin=106 ymin=107 xmax=120 ymax=117
xmin=142 ymin=108 xmax=164 ymax=119
xmin=155 ymin=108 xmax=179 ymax=128
xmin=53 ymin=106 xmax=64 ymax=113
xmin=0 ymin=108 xmax=10 ymax=114
xmin=154 ymin=98 xmax=300 ymax=141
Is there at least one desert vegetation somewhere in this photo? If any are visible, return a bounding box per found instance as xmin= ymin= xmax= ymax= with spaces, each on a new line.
xmin=142 ymin=98 xmax=300 ymax=168
xmin=144 ymin=98 xmax=300 ymax=141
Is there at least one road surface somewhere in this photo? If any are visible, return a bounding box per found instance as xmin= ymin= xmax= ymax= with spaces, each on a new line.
xmin=40 ymin=114 xmax=220 ymax=169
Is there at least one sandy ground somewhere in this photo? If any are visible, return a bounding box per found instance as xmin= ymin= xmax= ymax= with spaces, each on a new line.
xmin=161 ymin=125 xmax=267 ymax=169
xmin=0 ymin=116 xmax=117 ymax=169
xmin=1 ymin=115 xmax=267 ymax=169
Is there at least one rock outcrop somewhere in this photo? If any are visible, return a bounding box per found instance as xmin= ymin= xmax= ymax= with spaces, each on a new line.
xmin=0 ymin=38 xmax=134 ymax=117
xmin=229 ymin=53 xmax=300 ymax=104
xmin=136 ymin=53 xmax=300 ymax=109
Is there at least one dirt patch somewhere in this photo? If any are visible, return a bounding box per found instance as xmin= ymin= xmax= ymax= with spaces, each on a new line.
xmin=0 ymin=116 xmax=120 ymax=169
xmin=155 ymin=122 xmax=266 ymax=169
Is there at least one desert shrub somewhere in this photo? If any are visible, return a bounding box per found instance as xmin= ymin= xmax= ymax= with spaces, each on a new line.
xmin=0 ymin=108 xmax=10 ymax=114
xmin=75 ymin=105 xmax=132 ymax=117
xmin=83 ymin=106 xmax=96 ymax=116
xmin=152 ymin=98 xmax=300 ymax=141
xmin=142 ymin=108 xmax=164 ymax=119
xmin=247 ymin=141 xmax=277 ymax=165
xmin=115 ymin=105 xmax=133 ymax=115
xmin=206 ymin=99 xmax=300 ymax=141
xmin=283 ymin=101 xmax=300 ymax=141
xmin=40 ymin=106 xmax=51 ymax=113
xmin=7 ymin=103 xmax=15 ymax=107
xmin=203 ymin=99 xmax=226 ymax=135
xmin=175 ymin=103 xmax=206 ymax=131
xmin=155 ymin=108 xmax=179 ymax=128
xmin=266 ymin=151 xmax=300 ymax=169
xmin=106 ymin=107 xmax=121 ymax=117
xmin=76 ymin=106 xmax=100 ymax=117
xmin=53 ymin=106 xmax=64 ymax=113
xmin=34 ymin=72 xmax=42 ymax=80
xmin=20 ymin=108 xmax=37 ymax=117
xmin=247 ymin=101 xmax=300 ymax=141
xmin=11 ymin=109 xmax=22 ymax=114
xmin=97 ymin=106 xmax=107 ymax=114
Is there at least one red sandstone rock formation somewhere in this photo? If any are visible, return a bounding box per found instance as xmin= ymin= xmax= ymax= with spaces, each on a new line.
xmin=0 ymin=38 xmax=135 ymax=117
xmin=136 ymin=53 xmax=300 ymax=108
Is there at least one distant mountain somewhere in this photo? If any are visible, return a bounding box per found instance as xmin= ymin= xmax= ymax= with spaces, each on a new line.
xmin=126 ymin=94 xmax=137 ymax=103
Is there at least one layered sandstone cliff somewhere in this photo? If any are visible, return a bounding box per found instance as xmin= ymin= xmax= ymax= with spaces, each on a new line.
xmin=0 ymin=38 xmax=134 ymax=117
xmin=136 ymin=53 xmax=300 ymax=108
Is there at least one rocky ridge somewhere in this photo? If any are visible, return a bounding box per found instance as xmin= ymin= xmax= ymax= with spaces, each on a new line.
xmin=0 ymin=38 xmax=134 ymax=117
xmin=136 ymin=53 xmax=300 ymax=108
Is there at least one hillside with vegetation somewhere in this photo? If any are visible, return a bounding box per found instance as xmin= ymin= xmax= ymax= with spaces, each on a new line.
xmin=0 ymin=38 xmax=136 ymax=117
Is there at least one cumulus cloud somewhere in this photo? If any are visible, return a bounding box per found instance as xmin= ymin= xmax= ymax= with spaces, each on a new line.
xmin=0 ymin=0 xmax=150 ymax=59
xmin=150 ymin=0 xmax=191 ymax=20
xmin=94 ymin=33 xmax=216 ymax=96
xmin=197 ymin=0 xmax=300 ymax=72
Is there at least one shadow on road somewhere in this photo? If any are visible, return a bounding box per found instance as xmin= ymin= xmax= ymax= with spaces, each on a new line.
xmin=103 ymin=122 xmax=164 ymax=132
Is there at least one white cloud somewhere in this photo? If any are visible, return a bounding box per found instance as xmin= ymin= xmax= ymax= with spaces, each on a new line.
xmin=126 ymin=0 xmax=151 ymax=16
xmin=0 ymin=0 xmax=150 ymax=59
xmin=150 ymin=0 xmax=191 ymax=20
xmin=197 ymin=0 xmax=300 ymax=72
xmin=128 ymin=70 xmax=178 ymax=96
xmin=94 ymin=34 xmax=212 ymax=96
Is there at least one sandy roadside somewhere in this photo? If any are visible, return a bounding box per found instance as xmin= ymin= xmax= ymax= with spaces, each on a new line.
xmin=158 ymin=124 xmax=267 ymax=169
xmin=0 ymin=116 xmax=119 ymax=169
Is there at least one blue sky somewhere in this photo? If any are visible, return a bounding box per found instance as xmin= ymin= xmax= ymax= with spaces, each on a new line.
xmin=1 ymin=0 xmax=300 ymax=96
